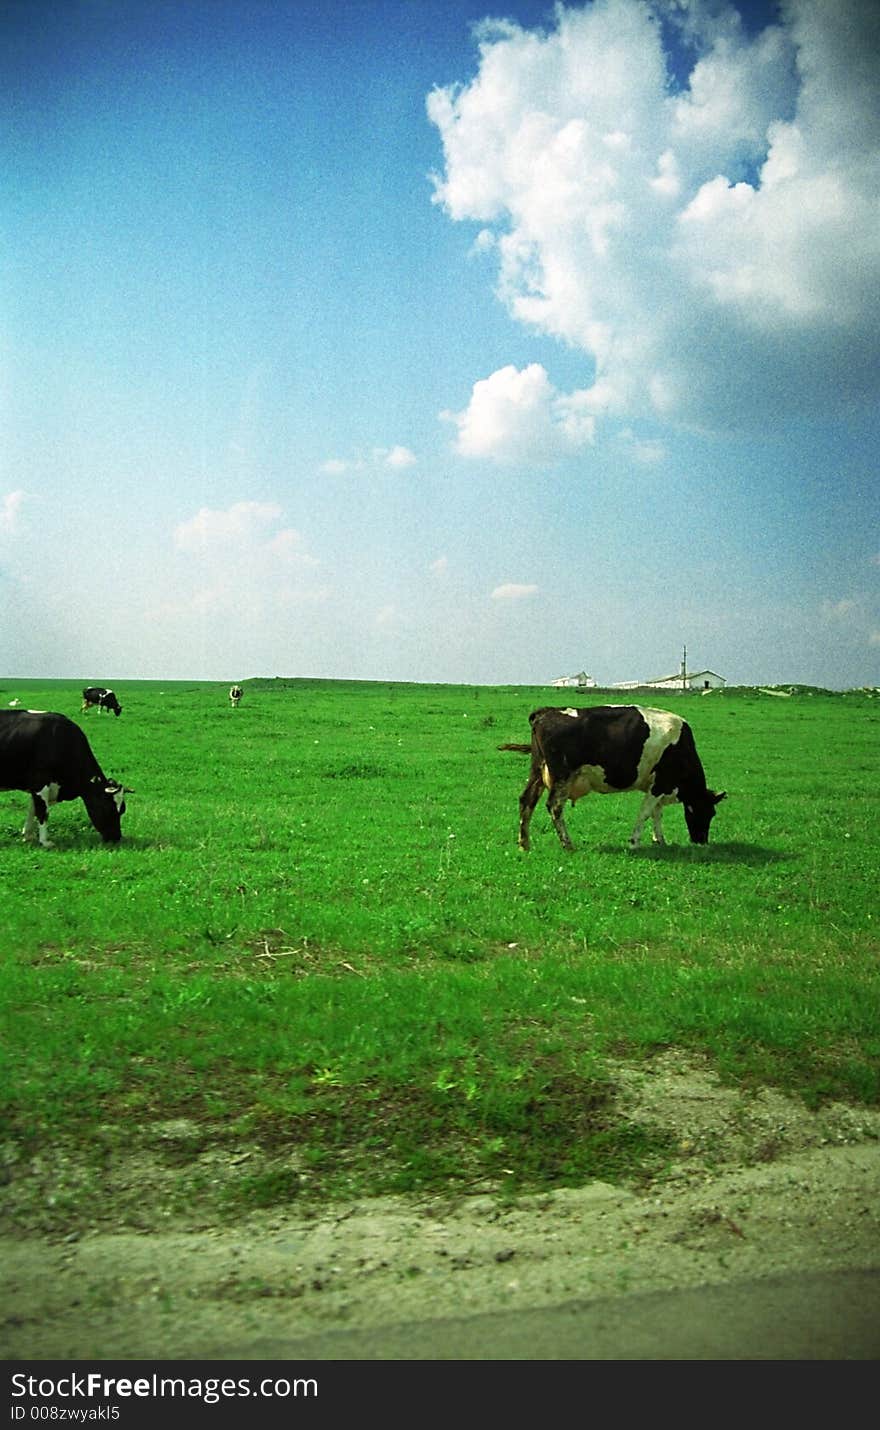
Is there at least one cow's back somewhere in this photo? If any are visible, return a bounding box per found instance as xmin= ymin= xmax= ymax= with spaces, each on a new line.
xmin=530 ymin=704 xmax=666 ymax=791
xmin=0 ymin=710 xmax=101 ymax=794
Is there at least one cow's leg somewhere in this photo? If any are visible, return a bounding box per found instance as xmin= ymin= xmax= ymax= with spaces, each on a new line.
xmin=517 ymin=771 xmax=544 ymax=851
xmin=37 ymin=784 xmax=59 ymax=846
xmin=547 ymin=784 xmax=576 ymax=852
xmin=630 ymin=793 xmax=662 ymax=849
xmin=22 ymin=796 xmax=40 ymax=842
xmin=23 ymin=791 xmax=53 ymax=847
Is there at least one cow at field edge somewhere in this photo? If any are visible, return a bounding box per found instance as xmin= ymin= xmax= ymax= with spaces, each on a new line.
xmin=499 ymin=705 xmax=725 ymax=852
xmin=0 ymin=709 xmax=131 ymax=846
xmin=82 ymin=686 xmax=122 ymax=717
xmin=229 ymin=685 xmax=243 ymax=708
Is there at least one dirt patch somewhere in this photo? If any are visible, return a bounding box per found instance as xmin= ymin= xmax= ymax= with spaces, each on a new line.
xmin=2 ymin=1052 xmax=879 ymax=1359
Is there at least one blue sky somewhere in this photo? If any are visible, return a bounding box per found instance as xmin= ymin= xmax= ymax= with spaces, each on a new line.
xmin=2 ymin=0 xmax=878 ymax=688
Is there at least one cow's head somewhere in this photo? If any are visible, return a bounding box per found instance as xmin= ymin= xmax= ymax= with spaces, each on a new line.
xmin=83 ymin=776 xmax=131 ymax=842
xmin=683 ymin=790 xmax=726 ymax=844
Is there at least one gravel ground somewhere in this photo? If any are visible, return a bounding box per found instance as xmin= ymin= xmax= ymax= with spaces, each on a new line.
xmin=2 ymin=1053 xmax=879 ymax=1360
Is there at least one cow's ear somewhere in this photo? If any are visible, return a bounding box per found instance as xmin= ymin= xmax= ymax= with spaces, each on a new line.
xmin=714 ymin=791 xmax=727 ymax=804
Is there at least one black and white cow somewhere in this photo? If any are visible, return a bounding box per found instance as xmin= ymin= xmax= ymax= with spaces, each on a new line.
xmin=229 ymin=685 xmax=243 ymax=708
xmin=82 ymin=686 xmax=122 ymax=717
xmin=0 ymin=710 xmax=130 ymax=847
xmin=500 ymin=705 xmax=725 ymax=851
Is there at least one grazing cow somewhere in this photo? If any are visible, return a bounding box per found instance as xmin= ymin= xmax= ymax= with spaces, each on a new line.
xmin=0 ymin=709 xmax=131 ymax=847
xmin=82 ymin=686 xmax=122 ymax=717
xmin=229 ymin=685 xmax=243 ymax=708
xmin=499 ymin=705 xmax=725 ymax=851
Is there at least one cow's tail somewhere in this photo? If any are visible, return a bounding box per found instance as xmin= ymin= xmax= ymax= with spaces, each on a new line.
xmin=498 ymin=742 xmax=532 ymax=754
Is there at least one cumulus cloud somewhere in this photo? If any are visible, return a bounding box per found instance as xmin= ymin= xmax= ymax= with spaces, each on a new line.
xmin=174 ymin=501 xmax=284 ymax=552
xmin=490 ymin=582 xmax=539 ymax=600
xmin=428 ymin=0 xmax=880 ymax=432
xmin=471 ymin=228 xmax=496 ymax=254
xmin=821 ymin=597 xmax=858 ymax=619
xmin=617 ymin=428 xmax=666 ymax=464
xmin=0 ymin=490 xmax=26 ymax=534
xmin=429 ymin=555 xmax=448 ymax=575
xmin=442 ymin=362 xmax=596 ymax=461
xmin=382 ymin=445 xmax=417 ymax=469
xmin=171 ymin=500 xmax=322 ymax=618
xmin=320 ymin=446 xmax=417 ymax=474
xmin=819 ymin=593 xmax=880 ymax=657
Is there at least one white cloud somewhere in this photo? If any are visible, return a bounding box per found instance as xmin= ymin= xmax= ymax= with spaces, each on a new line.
xmin=265 ymin=528 xmax=320 ymax=567
xmin=471 ymin=228 xmax=496 ymax=254
xmin=170 ymin=500 xmax=323 ymax=620
xmin=491 ymin=582 xmax=539 ymax=600
xmin=617 ymin=428 xmax=666 ymax=465
xmin=321 ymin=446 xmax=417 ymax=475
xmin=429 ymin=555 xmax=448 ymax=576
xmin=374 ymin=603 xmax=398 ymax=628
xmin=822 ymin=597 xmax=857 ymax=619
xmin=818 ymin=593 xmax=880 ymax=660
xmin=0 ymin=490 xmax=26 ymax=535
xmin=382 ymin=445 xmax=417 ymax=469
xmin=174 ymin=501 xmax=282 ymax=552
xmin=428 ymin=0 xmax=880 ymax=432
xmin=442 ymin=363 xmax=596 ymax=462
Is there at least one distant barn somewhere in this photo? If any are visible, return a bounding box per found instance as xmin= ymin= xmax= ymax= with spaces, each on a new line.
xmin=612 ymin=670 xmax=726 ymax=693
xmin=550 ymin=671 xmax=596 ymax=690
xmin=611 ymin=649 xmax=725 ymax=694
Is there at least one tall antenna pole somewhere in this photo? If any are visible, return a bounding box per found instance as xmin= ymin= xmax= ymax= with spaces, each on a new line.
xmin=682 ymin=644 xmax=687 ymax=690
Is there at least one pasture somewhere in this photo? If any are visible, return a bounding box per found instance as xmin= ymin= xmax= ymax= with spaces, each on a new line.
xmin=1 ymin=677 xmax=878 ymax=1226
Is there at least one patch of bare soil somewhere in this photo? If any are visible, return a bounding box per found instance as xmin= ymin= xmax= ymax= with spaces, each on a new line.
xmin=2 ymin=1053 xmax=879 ymax=1360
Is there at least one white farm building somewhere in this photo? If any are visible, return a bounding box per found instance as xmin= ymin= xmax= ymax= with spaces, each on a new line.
xmin=611 ymin=649 xmax=726 ymax=693
xmin=550 ymin=671 xmax=596 ymax=690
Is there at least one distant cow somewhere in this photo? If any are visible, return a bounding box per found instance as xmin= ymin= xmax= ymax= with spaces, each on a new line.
xmin=0 ymin=709 xmax=131 ymax=847
xmin=82 ymin=686 xmax=122 ymax=717
xmin=500 ymin=705 xmax=725 ymax=851
xmin=229 ymin=685 xmax=243 ymax=708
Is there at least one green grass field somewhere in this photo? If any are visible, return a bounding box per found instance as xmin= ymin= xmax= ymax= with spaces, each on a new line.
xmin=2 ymin=677 xmax=878 ymax=1221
